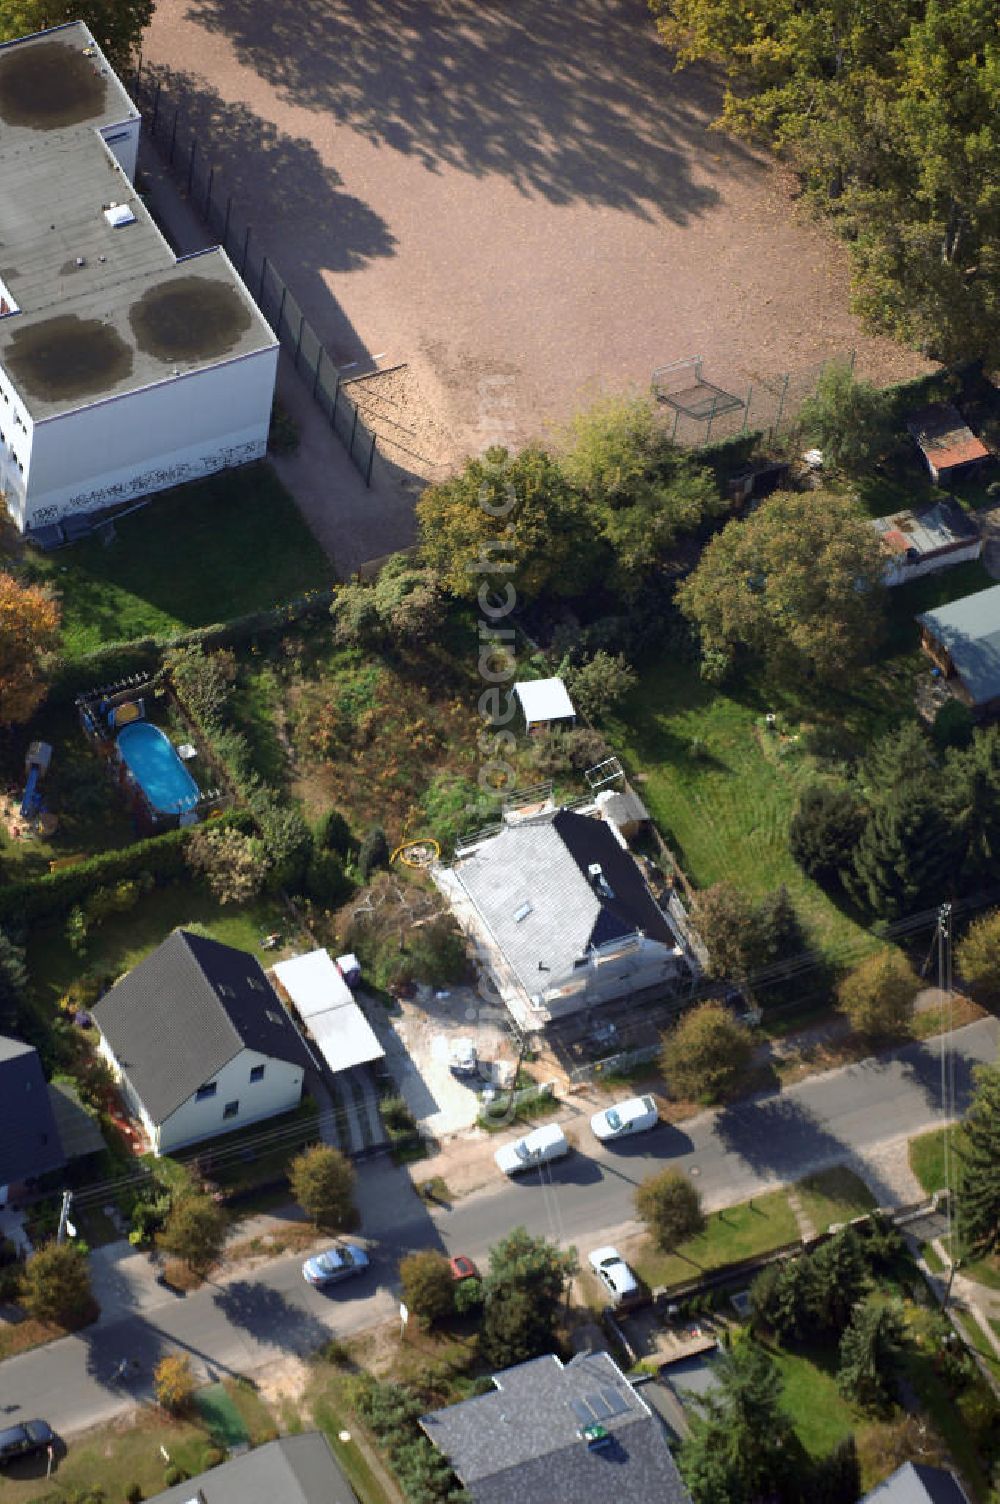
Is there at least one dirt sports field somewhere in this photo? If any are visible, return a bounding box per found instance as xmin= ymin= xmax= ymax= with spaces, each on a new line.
xmin=145 ymin=0 xmax=929 ymax=481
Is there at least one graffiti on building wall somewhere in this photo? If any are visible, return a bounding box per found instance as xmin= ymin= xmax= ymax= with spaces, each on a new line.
xmin=28 ymin=438 xmax=267 ymax=528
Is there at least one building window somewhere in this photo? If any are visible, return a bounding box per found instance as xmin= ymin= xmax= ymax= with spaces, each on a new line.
xmin=250 ymin=1064 xmax=265 ymax=1084
xmin=196 ymin=1083 xmax=217 ymax=1101
xmin=223 ymin=1100 xmax=239 ymax=1120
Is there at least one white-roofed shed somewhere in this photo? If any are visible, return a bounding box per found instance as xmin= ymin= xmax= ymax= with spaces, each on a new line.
xmin=272 ymin=950 xmax=384 ymax=1072
xmin=514 ymin=677 xmax=576 ymax=734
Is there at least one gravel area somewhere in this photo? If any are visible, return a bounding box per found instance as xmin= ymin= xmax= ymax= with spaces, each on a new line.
xmin=143 ymin=0 xmax=930 ymax=483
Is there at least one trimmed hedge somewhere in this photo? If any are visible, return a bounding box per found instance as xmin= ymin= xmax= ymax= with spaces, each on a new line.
xmin=0 ymin=811 xmax=251 ymax=924
xmin=48 ymin=588 xmax=336 ymax=701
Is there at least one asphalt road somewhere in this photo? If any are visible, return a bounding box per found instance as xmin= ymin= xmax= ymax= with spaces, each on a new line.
xmin=1 ymin=1017 xmax=995 ymax=1446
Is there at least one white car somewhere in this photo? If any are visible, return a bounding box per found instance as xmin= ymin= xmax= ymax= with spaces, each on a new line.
xmin=590 ymin=1094 xmax=659 ymax=1142
xmin=494 ymin=1123 xmax=570 ymax=1176
xmin=588 ymin=1246 xmax=639 ymax=1303
xmin=450 ymin=1037 xmax=478 ymax=1076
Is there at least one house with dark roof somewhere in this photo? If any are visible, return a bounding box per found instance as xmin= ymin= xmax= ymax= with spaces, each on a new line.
xmin=861 ymin=1460 xmax=971 ymax=1504
xmin=872 ymin=499 xmax=982 ymax=587
xmin=907 ymin=404 xmax=992 ymax=486
xmin=420 ymin=1351 xmax=692 ymax=1504
xmin=437 ymin=805 xmax=691 ymax=1029
xmin=0 ymin=1035 xmax=65 ymax=1205
xmin=147 ymin=1431 xmax=359 ymax=1504
xmin=92 ymin=930 xmax=311 ymax=1155
xmin=918 ymin=583 xmax=1000 ymax=713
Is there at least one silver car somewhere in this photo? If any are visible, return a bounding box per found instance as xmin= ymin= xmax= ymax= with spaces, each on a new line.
xmin=590 ymin=1094 xmax=659 ymax=1142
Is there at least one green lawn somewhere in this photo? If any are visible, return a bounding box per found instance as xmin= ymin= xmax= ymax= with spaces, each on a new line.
xmin=631 ymin=1189 xmax=799 ymax=1289
xmin=908 ymin=1125 xmax=968 ymax=1197
xmin=796 ymin=1167 xmax=876 ymax=1233
xmin=26 ymin=880 xmax=297 ymax=1021
xmin=17 ymin=464 xmax=332 ymax=657
xmin=608 ymin=655 xmax=910 ymax=965
xmin=0 ymin=1408 xmax=217 ymax=1503
xmin=766 ymin=1343 xmax=857 ymax=1457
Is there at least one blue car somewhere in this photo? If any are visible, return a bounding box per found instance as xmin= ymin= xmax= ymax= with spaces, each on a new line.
xmin=302 ymin=1243 xmax=370 ymax=1287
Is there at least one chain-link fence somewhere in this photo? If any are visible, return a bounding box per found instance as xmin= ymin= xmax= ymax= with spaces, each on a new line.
xmin=657 ymin=352 xmax=856 ymax=448
xmin=134 ymin=73 xmax=377 ymax=486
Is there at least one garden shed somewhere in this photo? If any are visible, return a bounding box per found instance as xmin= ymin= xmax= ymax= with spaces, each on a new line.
xmin=514 ymin=677 xmax=576 ymax=734
xmin=272 ymin=949 xmax=384 ymax=1073
xmin=906 ymin=404 xmax=991 ymax=486
xmin=918 ymin=583 xmax=1000 ymax=712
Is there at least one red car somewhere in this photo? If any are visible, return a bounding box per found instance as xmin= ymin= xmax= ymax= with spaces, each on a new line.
xmin=450 ymin=1255 xmax=478 ymax=1282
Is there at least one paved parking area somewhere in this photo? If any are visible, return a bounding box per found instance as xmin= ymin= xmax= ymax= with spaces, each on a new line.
xmin=373 ymin=984 xmax=516 ymax=1138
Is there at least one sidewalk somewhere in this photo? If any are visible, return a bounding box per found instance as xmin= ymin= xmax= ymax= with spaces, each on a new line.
xmin=138 ymin=135 xmax=419 ymax=577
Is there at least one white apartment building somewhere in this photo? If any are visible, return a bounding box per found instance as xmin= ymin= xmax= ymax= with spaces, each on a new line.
xmin=0 ymin=21 xmax=278 ymax=533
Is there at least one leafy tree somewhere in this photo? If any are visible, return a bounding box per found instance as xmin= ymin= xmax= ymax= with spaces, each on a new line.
xmin=0 ymin=928 xmax=28 ymax=1034
xmin=289 ymin=1144 xmax=356 ymax=1231
xmin=797 ymin=364 xmax=894 ymax=476
xmin=247 ymin=790 xmax=312 ymax=893
xmin=417 ymin=445 xmax=601 ymax=604
xmin=480 ymin=1227 xmax=575 ymax=1369
xmin=692 ymin=883 xmax=758 ymax=979
xmin=955 ymin=1063 xmax=1000 ymax=1259
xmin=0 ymin=0 xmax=154 ymax=73
xmin=789 ymin=784 xmax=867 ymax=888
xmin=153 ymin=1353 xmax=196 ymax=1413
xmin=164 ymin=645 xmax=236 ymax=724
xmin=652 ymin=0 xmax=1000 ymax=365
xmin=677 ymin=491 xmax=885 ymax=682
xmin=331 ymin=556 xmax=445 ymax=648
xmin=185 ymin=825 xmax=269 ymax=905
xmin=561 ymin=650 xmax=637 ymax=722
xmin=21 ymin=1241 xmax=94 ymax=1327
xmin=851 ymin=787 xmax=963 ymax=919
xmin=159 ymin=1193 xmax=226 ymax=1274
xmin=679 ymin=1334 xmax=796 ymax=1504
xmin=358 ymin=825 xmax=390 ymax=881
xmin=838 ymin=1298 xmax=906 ymax=1413
xmin=398 ymin=1251 xmax=455 ymax=1327
xmin=956 ymin=911 xmax=1000 ymax=1001
xmin=635 ymin=1168 xmax=705 ymax=1251
xmin=661 ymin=1002 xmax=753 ymax=1103
xmin=0 ymin=574 xmax=60 ymax=726
xmin=837 ymin=948 xmax=920 ymax=1038
xmin=330 ymin=580 xmax=382 ymax=649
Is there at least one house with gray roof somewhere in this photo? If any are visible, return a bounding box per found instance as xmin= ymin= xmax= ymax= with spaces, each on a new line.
xmin=92 ymin=930 xmax=311 ymax=1155
xmin=0 ymin=21 xmax=277 ymax=536
xmin=146 ymin=1431 xmax=359 ymax=1504
xmin=420 ymin=1351 xmax=691 ymax=1504
xmin=918 ymin=583 xmax=1000 ymax=712
xmin=437 ymin=805 xmax=691 ymax=1029
xmin=861 ymin=1461 xmax=971 ymax=1504
xmin=0 ymin=1035 xmax=65 ymax=1206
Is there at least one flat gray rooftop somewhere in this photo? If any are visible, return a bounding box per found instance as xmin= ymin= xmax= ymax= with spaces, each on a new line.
xmin=0 ymin=23 xmax=276 ymax=419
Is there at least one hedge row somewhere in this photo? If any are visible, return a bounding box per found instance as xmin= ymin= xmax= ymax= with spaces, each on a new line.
xmin=0 ymin=810 xmax=251 ymax=925
xmin=48 ymin=587 xmax=337 ymax=704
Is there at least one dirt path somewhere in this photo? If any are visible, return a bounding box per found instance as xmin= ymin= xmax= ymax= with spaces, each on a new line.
xmin=143 ymin=0 xmax=931 ymax=480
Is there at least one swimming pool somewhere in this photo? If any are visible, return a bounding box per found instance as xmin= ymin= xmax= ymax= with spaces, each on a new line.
xmin=116 ymin=721 xmax=199 ymax=816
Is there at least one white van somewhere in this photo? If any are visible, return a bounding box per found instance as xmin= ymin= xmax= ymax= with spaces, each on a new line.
xmin=494 ymin=1123 xmax=570 ymax=1176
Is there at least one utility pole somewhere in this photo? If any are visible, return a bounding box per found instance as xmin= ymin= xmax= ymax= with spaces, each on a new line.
xmin=56 ymin=1189 xmax=76 ymax=1245
xmin=937 ymin=902 xmax=959 ymax=1308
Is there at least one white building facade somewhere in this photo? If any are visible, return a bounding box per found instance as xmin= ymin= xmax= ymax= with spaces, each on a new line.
xmin=0 ymin=22 xmax=278 ymax=533
xmin=97 ymin=1032 xmax=304 ymax=1155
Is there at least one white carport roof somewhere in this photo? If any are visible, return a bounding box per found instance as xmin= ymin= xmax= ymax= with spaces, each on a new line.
xmin=514 ymin=677 xmax=576 ymax=725
xmin=272 ymin=950 xmax=384 ymax=1072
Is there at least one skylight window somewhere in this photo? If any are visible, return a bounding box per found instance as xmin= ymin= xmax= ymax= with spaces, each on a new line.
xmin=513 ymin=900 xmax=533 ymax=923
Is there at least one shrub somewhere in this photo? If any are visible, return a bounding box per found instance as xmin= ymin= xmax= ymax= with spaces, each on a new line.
xmin=562 ymin=650 xmax=637 ymax=722
xmin=837 ymin=948 xmax=920 ymax=1038
xmin=661 ymin=1002 xmax=754 ymax=1103
xmin=124 ymin=1484 xmax=143 ymax=1502
xmin=165 ymin=644 xmax=237 ymax=724
xmin=21 ymin=1241 xmax=94 ymax=1327
xmin=201 ymin=1447 xmax=225 ymax=1469
xmin=304 ymin=848 xmax=353 ymax=908
xmin=931 ymin=697 xmax=975 ymax=753
xmin=399 ymin=1250 xmax=455 ymax=1326
xmin=289 ymin=1143 xmax=356 ymax=1230
xmin=185 ymin=824 xmax=269 ymax=905
xmin=956 ymin=909 xmax=1000 ymax=1000
xmin=315 ymin=808 xmax=354 ymax=857
xmin=158 ymin=1193 xmax=226 ymax=1274
xmin=154 ymin=1354 xmax=196 ymax=1414
xmin=248 ymin=790 xmax=312 ymax=892
xmin=635 ymin=1168 xmax=704 ymax=1251
xmin=162 ymin=1466 xmax=183 ymax=1487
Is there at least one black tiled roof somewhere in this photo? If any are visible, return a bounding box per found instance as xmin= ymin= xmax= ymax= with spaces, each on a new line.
xmin=0 ymin=1034 xmax=65 ymax=1187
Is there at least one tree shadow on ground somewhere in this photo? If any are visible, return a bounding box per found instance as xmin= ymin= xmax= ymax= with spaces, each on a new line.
xmin=178 ymin=0 xmax=749 ymax=223
xmin=210 ymin=1279 xmax=333 ymax=1352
